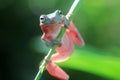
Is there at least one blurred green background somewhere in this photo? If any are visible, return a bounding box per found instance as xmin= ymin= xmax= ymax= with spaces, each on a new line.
xmin=1 ymin=0 xmax=120 ymax=80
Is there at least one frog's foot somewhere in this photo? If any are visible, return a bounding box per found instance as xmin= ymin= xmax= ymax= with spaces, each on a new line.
xmin=44 ymin=56 xmax=51 ymax=63
xmin=66 ymin=13 xmax=72 ymax=19
xmin=46 ymin=59 xmax=69 ymax=80
xmin=52 ymin=39 xmax=61 ymax=45
xmin=45 ymin=39 xmax=61 ymax=48
xmin=39 ymin=57 xmax=51 ymax=70
xmin=45 ymin=40 xmax=53 ymax=48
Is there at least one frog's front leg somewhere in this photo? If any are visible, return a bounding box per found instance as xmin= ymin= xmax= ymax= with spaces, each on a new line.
xmin=62 ymin=16 xmax=70 ymax=27
xmin=45 ymin=38 xmax=61 ymax=47
xmin=41 ymin=35 xmax=61 ymax=47
xmin=66 ymin=13 xmax=72 ymax=19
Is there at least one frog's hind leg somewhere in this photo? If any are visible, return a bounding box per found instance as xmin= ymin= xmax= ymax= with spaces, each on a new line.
xmin=46 ymin=61 xmax=69 ymax=80
xmin=67 ymin=21 xmax=84 ymax=46
xmin=50 ymin=32 xmax=74 ymax=63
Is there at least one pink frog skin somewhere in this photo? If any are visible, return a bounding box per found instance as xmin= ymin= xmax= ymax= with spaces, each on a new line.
xmin=40 ymin=10 xmax=84 ymax=80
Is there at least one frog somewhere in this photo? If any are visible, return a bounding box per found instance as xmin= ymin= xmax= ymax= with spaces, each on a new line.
xmin=39 ymin=9 xmax=84 ymax=62
xmin=39 ymin=10 xmax=84 ymax=80
xmin=40 ymin=10 xmax=69 ymax=47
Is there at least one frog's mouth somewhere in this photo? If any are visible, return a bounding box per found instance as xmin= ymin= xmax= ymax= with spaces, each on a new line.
xmin=40 ymin=22 xmax=44 ymax=26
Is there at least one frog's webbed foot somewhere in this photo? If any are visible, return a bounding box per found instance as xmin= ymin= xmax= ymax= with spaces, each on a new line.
xmin=45 ymin=39 xmax=61 ymax=48
xmin=66 ymin=13 xmax=72 ymax=19
xmin=52 ymin=39 xmax=61 ymax=45
xmin=64 ymin=18 xmax=70 ymax=27
xmin=39 ymin=56 xmax=51 ymax=70
xmin=63 ymin=14 xmax=73 ymax=27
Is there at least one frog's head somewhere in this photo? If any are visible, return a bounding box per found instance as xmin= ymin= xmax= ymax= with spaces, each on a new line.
xmin=40 ymin=10 xmax=64 ymax=26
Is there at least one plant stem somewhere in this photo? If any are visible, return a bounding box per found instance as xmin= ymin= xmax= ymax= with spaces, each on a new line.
xmin=67 ymin=0 xmax=80 ymax=15
xmin=34 ymin=49 xmax=53 ymax=80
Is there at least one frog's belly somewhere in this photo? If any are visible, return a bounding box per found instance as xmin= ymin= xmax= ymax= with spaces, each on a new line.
xmin=52 ymin=29 xmax=61 ymax=39
xmin=49 ymin=23 xmax=63 ymax=39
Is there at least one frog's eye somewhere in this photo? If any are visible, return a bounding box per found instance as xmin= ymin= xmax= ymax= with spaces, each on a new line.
xmin=58 ymin=10 xmax=62 ymax=15
xmin=40 ymin=15 xmax=46 ymax=23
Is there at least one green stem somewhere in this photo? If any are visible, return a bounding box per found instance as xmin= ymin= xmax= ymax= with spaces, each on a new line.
xmin=67 ymin=0 xmax=79 ymax=15
xmin=34 ymin=48 xmax=53 ymax=80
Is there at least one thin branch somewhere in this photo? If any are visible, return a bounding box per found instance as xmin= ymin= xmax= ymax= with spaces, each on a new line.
xmin=34 ymin=49 xmax=53 ymax=80
xmin=67 ymin=0 xmax=80 ymax=15
xmin=66 ymin=0 xmax=80 ymax=18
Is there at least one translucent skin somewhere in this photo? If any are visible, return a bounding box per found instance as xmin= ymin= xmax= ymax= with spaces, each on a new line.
xmin=40 ymin=10 xmax=84 ymax=80
xmin=50 ymin=29 xmax=74 ymax=63
xmin=41 ymin=22 xmax=63 ymax=47
xmin=67 ymin=21 xmax=84 ymax=46
xmin=50 ymin=21 xmax=84 ymax=63
xmin=46 ymin=21 xmax=84 ymax=80
xmin=46 ymin=61 xmax=69 ymax=80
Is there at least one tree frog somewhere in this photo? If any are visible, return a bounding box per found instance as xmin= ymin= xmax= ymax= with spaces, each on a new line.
xmin=39 ymin=10 xmax=84 ymax=80
xmin=40 ymin=10 xmax=69 ymax=47
xmin=40 ymin=10 xmax=84 ymax=62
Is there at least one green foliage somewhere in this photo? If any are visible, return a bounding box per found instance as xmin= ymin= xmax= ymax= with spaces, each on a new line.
xmin=59 ymin=46 xmax=120 ymax=79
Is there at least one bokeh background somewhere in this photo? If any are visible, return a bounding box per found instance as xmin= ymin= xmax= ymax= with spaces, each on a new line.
xmin=1 ymin=0 xmax=120 ymax=80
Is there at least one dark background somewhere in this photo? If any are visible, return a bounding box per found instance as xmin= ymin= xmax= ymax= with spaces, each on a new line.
xmin=1 ymin=0 xmax=120 ymax=80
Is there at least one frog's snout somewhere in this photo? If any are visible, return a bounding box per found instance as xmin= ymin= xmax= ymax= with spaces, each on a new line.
xmin=40 ymin=15 xmax=46 ymax=23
